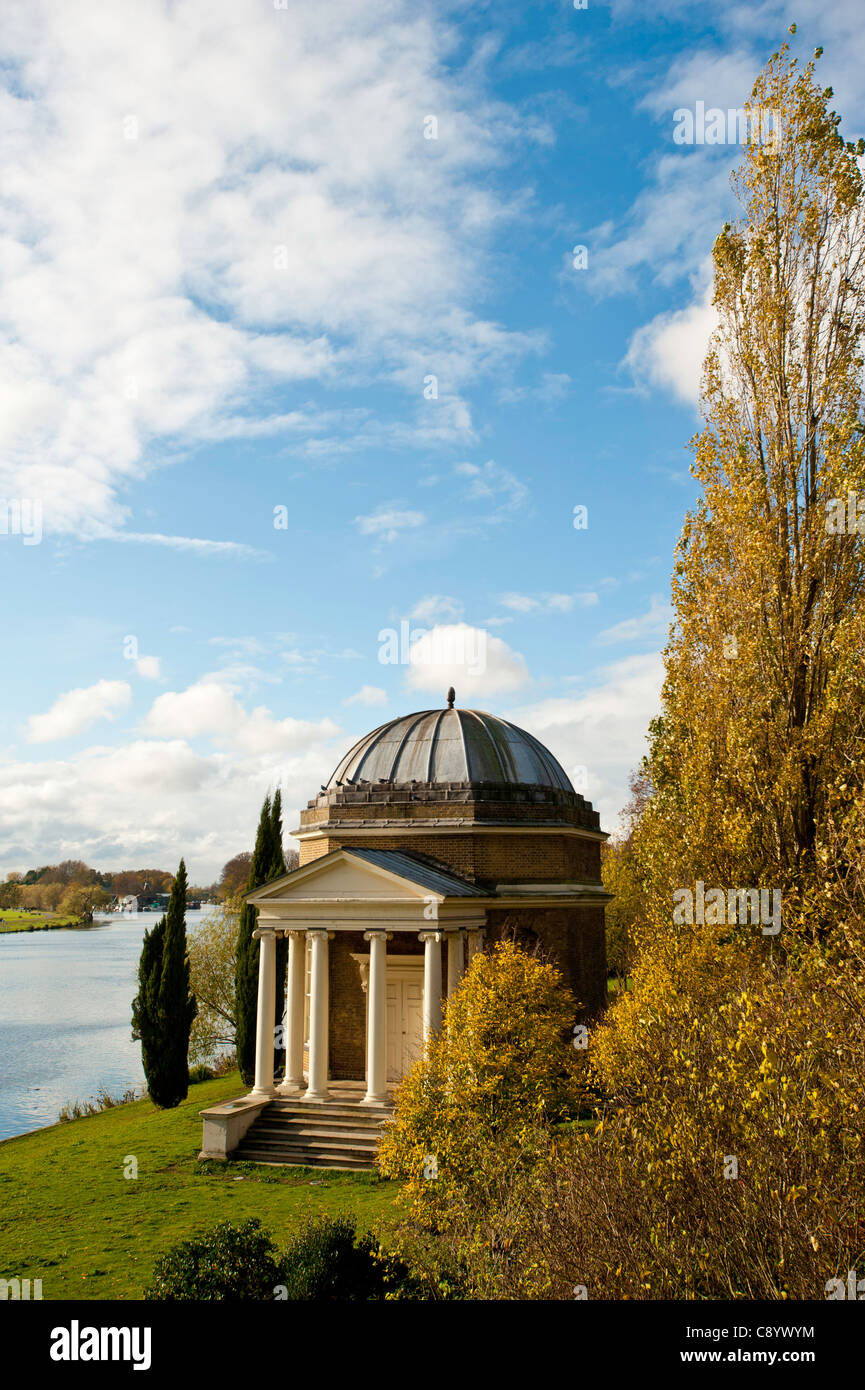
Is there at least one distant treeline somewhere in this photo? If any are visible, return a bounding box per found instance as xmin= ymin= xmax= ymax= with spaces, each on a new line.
xmin=0 ymin=859 xmax=219 ymax=915
xmin=0 ymin=849 xmax=299 ymax=916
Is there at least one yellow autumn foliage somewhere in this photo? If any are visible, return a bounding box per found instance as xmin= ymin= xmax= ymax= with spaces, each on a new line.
xmin=377 ymin=940 xmax=581 ymax=1269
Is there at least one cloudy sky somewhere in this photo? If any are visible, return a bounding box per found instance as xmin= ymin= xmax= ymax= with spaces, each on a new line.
xmin=1 ymin=0 xmax=862 ymax=881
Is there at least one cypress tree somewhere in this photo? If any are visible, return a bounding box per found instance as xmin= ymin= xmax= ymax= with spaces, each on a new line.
xmin=269 ymin=790 xmax=288 ymax=1076
xmin=132 ymin=858 xmax=197 ymax=1108
xmin=234 ymin=794 xmax=274 ymax=1087
xmin=157 ymin=859 xmax=197 ymax=1107
xmin=131 ymin=912 xmax=166 ymax=1098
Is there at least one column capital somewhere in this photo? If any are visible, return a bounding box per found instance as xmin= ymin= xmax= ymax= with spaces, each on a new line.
xmin=419 ymin=930 xmax=443 ymax=944
xmin=363 ymin=929 xmax=393 ymax=942
xmin=252 ymin=926 xmax=276 ymax=940
xmin=306 ymin=928 xmax=334 ymax=941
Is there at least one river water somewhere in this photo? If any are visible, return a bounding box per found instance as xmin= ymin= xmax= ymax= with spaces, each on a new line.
xmin=0 ymin=908 xmax=216 ymax=1142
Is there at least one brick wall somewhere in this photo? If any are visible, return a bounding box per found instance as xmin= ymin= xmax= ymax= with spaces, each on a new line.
xmin=300 ymin=828 xmax=601 ymax=884
xmin=485 ymin=905 xmax=608 ymax=1020
xmin=328 ymin=932 xmax=366 ymax=1079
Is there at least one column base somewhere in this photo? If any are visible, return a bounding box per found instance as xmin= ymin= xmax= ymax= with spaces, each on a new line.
xmin=360 ymin=1094 xmax=389 ymax=1107
xmin=249 ymin=1085 xmax=276 ymax=1099
xmin=301 ymin=1089 xmax=331 ymax=1103
xmin=276 ymin=1079 xmax=304 ymax=1095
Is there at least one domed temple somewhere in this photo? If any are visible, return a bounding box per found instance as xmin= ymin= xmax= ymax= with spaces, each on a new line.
xmin=200 ymin=694 xmax=610 ymax=1165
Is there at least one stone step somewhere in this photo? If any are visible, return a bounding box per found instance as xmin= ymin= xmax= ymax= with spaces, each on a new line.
xmin=239 ymin=1139 xmax=378 ymax=1162
xmin=253 ymin=1126 xmax=381 ymax=1147
xmin=229 ymin=1097 xmax=392 ymax=1170
xmin=233 ymin=1149 xmax=373 ymax=1171
xmin=268 ymin=1103 xmax=393 ymax=1122
xmin=236 ymin=1135 xmax=377 ymax=1157
xmin=258 ymin=1113 xmax=390 ymax=1131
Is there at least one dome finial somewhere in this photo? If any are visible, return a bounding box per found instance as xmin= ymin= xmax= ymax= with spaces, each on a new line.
xmin=446 ymin=686 xmax=456 ymax=709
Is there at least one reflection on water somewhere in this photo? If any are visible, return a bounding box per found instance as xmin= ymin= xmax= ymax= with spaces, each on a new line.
xmin=0 ymin=909 xmax=215 ymax=1142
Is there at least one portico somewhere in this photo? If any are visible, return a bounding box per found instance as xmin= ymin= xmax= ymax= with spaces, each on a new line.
xmin=245 ymin=847 xmax=487 ymax=1106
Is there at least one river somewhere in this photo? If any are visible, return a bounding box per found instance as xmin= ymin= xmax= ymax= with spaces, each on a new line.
xmin=0 ymin=908 xmax=217 ymax=1142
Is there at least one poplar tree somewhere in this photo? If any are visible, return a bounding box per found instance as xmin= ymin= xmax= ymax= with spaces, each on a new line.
xmin=637 ymin=39 xmax=865 ymax=933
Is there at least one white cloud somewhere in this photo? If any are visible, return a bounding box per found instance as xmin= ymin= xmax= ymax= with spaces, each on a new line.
xmin=344 ymin=685 xmax=388 ymax=707
xmin=499 ymin=591 xmax=599 ymax=614
xmin=0 ymin=734 xmax=344 ymax=881
xmin=135 ymin=656 xmax=161 ymax=680
xmin=598 ymin=596 xmax=673 ymax=646
xmin=636 ymin=46 xmax=763 ymax=121
xmin=410 ymin=594 xmax=464 ymax=623
xmin=26 ymin=680 xmax=132 ymax=744
xmin=624 ymin=269 xmax=717 ymax=405
xmin=454 ymin=459 xmax=529 ymax=517
xmin=405 ymin=623 xmax=529 ymax=697
xmin=0 ymin=0 xmax=542 ymax=540
xmin=142 ymin=679 xmax=339 ymax=755
xmin=354 ymin=507 xmax=426 ymax=543
xmin=506 ymin=652 xmax=665 ymax=832
xmin=582 ymin=156 xmax=734 ymax=299
xmin=110 ymin=532 xmax=269 ymax=559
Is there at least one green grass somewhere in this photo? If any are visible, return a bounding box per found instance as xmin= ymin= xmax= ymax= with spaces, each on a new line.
xmin=0 ymin=909 xmax=79 ymax=932
xmin=0 ymin=1073 xmax=401 ymax=1300
xmin=606 ymin=975 xmax=633 ymax=996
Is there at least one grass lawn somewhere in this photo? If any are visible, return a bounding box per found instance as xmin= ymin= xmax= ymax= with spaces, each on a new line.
xmin=0 ymin=909 xmax=79 ymax=932
xmin=607 ymin=975 xmax=633 ymax=996
xmin=0 ymin=1073 xmax=401 ymax=1300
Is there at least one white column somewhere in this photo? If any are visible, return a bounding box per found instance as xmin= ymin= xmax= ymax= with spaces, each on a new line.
xmin=303 ymin=929 xmax=330 ymax=1102
xmin=251 ymin=928 xmax=277 ymax=1097
xmin=420 ymin=930 xmax=443 ymax=1038
xmin=279 ymin=930 xmax=306 ymax=1093
xmin=361 ymin=930 xmax=389 ymax=1106
xmin=446 ymin=930 xmax=464 ymax=995
xmin=467 ymin=926 xmax=485 ymax=967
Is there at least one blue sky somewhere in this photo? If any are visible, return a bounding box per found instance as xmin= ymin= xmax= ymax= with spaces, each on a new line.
xmin=1 ymin=0 xmax=863 ymax=881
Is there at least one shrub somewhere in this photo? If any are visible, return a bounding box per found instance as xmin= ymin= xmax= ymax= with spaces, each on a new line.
xmin=279 ymin=1214 xmax=415 ymax=1300
xmin=188 ymin=1064 xmax=214 ymax=1084
xmin=145 ymin=1218 xmax=283 ymax=1300
xmin=145 ymin=1214 xmax=425 ymax=1302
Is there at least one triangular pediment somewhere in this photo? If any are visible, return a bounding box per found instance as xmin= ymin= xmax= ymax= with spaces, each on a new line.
xmin=247 ymin=849 xmax=451 ymax=905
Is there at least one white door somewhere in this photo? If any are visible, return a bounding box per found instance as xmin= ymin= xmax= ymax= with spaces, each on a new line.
xmin=386 ymin=973 xmax=424 ymax=1081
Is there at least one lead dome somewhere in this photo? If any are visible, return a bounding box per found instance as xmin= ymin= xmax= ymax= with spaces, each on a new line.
xmin=326 ymin=706 xmax=574 ymax=794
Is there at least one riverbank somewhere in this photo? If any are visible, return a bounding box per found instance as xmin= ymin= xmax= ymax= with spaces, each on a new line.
xmin=0 ymin=1072 xmax=400 ymax=1299
xmin=0 ymin=909 xmax=80 ymax=933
